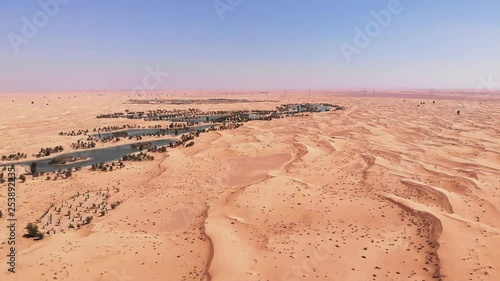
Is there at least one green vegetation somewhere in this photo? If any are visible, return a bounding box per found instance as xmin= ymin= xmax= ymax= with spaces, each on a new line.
xmin=1 ymin=152 xmax=27 ymax=162
xmin=31 ymin=162 xmax=37 ymax=174
xmin=130 ymin=142 xmax=152 ymax=150
xmin=49 ymin=156 xmax=87 ymax=165
xmin=24 ymin=223 xmax=44 ymax=240
xmin=84 ymin=216 xmax=93 ymax=224
xmin=122 ymin=152 xmax=154 ymax=162
xmin=35 ymin=146 xmax=64 ymax=158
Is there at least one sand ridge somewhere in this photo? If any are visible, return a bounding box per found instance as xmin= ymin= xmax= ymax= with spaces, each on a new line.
xmin=0 ymin=90 xmax=499 ymax=280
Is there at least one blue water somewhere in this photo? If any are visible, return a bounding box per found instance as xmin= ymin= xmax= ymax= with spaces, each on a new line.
xmin=146 ymin=115 xmax=228 ymax=122
xmin=292 ymin=104 xmax=331 ymax=112
xmin=2 ymin=139 xmax=175 ymax=173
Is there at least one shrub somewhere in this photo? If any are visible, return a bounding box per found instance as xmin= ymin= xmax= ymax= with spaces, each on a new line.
xmin=31 ymin=162 xmax=37 ymax=174
xmin=24 ymin=223 xmax=44 ymax=240
xmin=85 ymin=216 xmax=93 ymax=224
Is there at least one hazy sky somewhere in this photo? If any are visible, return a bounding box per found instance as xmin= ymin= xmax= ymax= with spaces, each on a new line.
xmin=1 ymin=0 xmax=500 ymax=91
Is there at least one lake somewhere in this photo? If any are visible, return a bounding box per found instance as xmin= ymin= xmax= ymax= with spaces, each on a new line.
xmin=2 ymin=139 xmax=175 ymax=173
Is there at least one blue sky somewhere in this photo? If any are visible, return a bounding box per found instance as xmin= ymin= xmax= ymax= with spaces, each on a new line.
xmin=1 ymin=0 xmax=500 ymax=91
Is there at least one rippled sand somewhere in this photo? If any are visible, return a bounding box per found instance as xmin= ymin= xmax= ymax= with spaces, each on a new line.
xmin=0 ymin=91 xmax=498 ymax=281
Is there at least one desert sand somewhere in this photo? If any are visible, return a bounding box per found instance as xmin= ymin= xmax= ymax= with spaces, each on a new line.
xmin=0 ymin=90 xmax=499 ymax=281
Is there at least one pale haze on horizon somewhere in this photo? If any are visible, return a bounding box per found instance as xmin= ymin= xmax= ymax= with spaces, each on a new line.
xmin=1 ymin=0 xmax=500 ymax=92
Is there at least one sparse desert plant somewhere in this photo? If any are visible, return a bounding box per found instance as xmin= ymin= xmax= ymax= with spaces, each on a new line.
xmin=19 ymin=175 xmax=26 ymax=182
xmin=30 ymin=162 xmax=37 ymax=174
xmin=24 ymin=223 xmax=44 ymax=240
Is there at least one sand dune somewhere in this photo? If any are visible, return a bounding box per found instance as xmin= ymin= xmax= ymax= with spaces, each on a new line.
xmin=0 ymin=90 xmax=499 ymax=280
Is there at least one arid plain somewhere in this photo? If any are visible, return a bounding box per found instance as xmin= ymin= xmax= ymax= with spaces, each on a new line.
xmin=0 ymin=91 xmax=499 ymax=281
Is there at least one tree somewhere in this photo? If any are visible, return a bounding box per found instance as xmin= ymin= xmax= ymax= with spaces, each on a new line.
xmin=24 ymin=223 xmax=44 ymax=239
xmin=65 ymin=168 xmax=72 ymax=178
xmin=30 ymin=162 xmax=37 ymax=174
